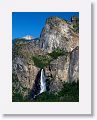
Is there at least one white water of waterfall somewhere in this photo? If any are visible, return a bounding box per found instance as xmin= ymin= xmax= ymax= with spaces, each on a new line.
xmin=39 ymin=69 xmax=46 ymax=94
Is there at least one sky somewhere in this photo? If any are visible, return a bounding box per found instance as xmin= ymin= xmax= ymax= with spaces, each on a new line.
xmin=12 ymin=12 xmax=79 ymax=39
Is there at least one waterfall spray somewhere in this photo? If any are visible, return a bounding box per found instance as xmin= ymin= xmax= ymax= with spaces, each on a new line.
xmin=39 ymin=69 xmax=46 ymax=94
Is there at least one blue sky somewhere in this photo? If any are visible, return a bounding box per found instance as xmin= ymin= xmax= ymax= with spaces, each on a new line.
xmin=12 ymin=12 xmax=79 ymax=39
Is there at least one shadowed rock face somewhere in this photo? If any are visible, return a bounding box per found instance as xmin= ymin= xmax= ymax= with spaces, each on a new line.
xmin=69 ymin=46 xmax=79 ymax=83
xmin=12 ymin=16 xmax=79 ymax=96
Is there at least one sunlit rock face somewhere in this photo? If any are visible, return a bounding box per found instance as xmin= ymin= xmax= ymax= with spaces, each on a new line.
xmin=45 ymin=47 xmax=79 ymax=93
xmin=49 ymin=55 xmax=70 ymax=82
xmin=12 ymin=16 xmax=79 ymax=97
xmin=40 ymin=16 xmax=79 ymax=53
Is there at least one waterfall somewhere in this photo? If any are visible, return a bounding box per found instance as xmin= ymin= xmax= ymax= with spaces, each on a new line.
xmin=31 ymin=69 xmax=46 ymax=99
xmin=39 ymin=69 xmax=46 ymax=94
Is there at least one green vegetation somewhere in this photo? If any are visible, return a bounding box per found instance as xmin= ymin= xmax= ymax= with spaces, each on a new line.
xmin=32 ymin=81 xmax=79 ymax=102
xmin=32 ymin=55 xmax=52 ymax=68
xmin=48 ymin=48 xmax=67 ymax=59
xmin=32 ymin=48 xmax=67 ymax=68
xmin=12 ymin=74 xmax=29 ymax=102
xmin=13 ymin=48 xmax=78 ymax=102
xmin=73 ymin=23 xmax=79 ymax=33
xmin=12 ymin=92 xmax=25 ymax=102
xmin=71 ymin=16 xmax=79 ymax=33
xmin=12 ymin=73 xmax=79 ymax=102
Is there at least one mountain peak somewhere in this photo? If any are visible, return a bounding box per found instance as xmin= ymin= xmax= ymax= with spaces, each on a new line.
xmin=40 ymin=16 xmax=79 ymax=53
xmin=22 ymin=35 xmax=33 ymax=40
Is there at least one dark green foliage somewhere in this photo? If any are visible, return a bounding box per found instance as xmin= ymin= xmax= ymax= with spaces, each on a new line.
xmin=32 ymin=92 xmax=59 ymax=102
xmin=12 ymin=92 xmax=30 ymax=102
xmin=48 ymin=48 xmax=66 ymax=59
xmin=71 ymin=16 xmax=79 ymax=33
xmin=12 ymin=92 xmax=24 ymax=102
xmin=73 ymin=23 xmax=79 ymax=33
xmin=32 ymin=55 xmax=52 ymax=68
xmin=13 ymin=46 xmax=78 ymax=102
xmin=12 ymin=73 xmax=29 ymax=102
xmin=58 ymin=81 xmax=79 ymax=102
xmin=32 ymin=48 xmax=67 ymax=68
xmin=32 ymin=81 xmax=79 ymax=102
xmin=12 ymin=73 xmax=79 ymax=102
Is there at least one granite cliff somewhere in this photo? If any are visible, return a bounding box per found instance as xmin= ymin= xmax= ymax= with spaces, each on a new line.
xmin=12 ymin=16 xmax=79 ymax=99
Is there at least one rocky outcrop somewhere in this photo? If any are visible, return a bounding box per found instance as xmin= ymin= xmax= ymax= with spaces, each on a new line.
xmin=69 ymin=46 xmax=79 ymax=82
xmin=12 ymin=16 xmax=79 ymax=97
xmin=40 ymin=16 xmax=79 ymax=53
xmin=12 ymin=39 xmax=46 ymax=97
xmin=45 ymin=47 xmax=79 ymax=93
xmin=49 ymin=54 xmax=70 ymax=82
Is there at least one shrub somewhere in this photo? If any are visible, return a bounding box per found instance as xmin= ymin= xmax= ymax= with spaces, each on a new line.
xmin=48 ymin=48 xmax=65 ymax=59
xmin=32 ymin=55 xmax=52 ymax=68
xmin=32 ymin=81 xmax=79 ymax=102
xmin=12 ymin=73 xmax=29 ymax=102
xmin=32 ymin=48 xmax=67 ymax=68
